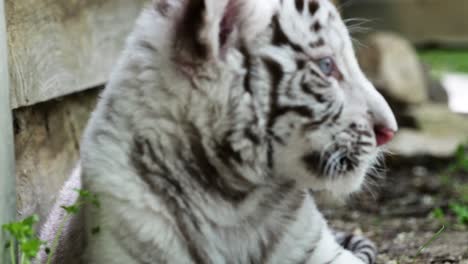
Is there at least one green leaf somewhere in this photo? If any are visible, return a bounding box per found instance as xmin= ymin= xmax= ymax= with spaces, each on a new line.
xmin=91 ymin=226 xmax=101 ymax=235
xmin=2 ymin=215 xmax=40 ymax=240
xmin=20 ymin=238 xmax=43 ymax=258
xmin=22 ymin=215 xmax=39 ymax=226
xmin=73 ymin=189 xmax=100 ymax=208
xmin=61 ymin=205 xmax=80 ymax=215
xmin=74 ymin=189 xmax=91 ymax=198
xmin=90 ymin=195 xmax=101 ymax=208
xmin=462 ymin=159 xmax=468 ymax=172
xmin=432 ymin=207 xmax=445 ymax=221
xmin=449 ymin=203 xmax=468 ymax=225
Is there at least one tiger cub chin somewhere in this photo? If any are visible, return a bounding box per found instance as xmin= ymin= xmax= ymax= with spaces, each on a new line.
xmin=37 ymin=0 xmax=397 ymax=263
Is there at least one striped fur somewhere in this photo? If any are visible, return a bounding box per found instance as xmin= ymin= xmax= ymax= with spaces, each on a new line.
xmin=37 ymin=0 xmax=396 ymax=263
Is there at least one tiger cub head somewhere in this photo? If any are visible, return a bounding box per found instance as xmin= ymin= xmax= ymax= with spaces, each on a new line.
xmin=146 ymin=0 xmax=397 ymax=196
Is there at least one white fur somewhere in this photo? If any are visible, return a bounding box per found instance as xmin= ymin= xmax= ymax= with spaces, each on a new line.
xmin=38 ymin=0 xmax=395 ymax=263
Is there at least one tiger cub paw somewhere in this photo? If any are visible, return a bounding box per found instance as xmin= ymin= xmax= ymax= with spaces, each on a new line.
xmin=334 ymin=231 xmax=377 ymax=264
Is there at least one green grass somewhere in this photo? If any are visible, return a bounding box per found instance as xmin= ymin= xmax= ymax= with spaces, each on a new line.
xmin=419 ymin=49 xmax=468 ymax=76
xmin=1 ymin=189 xmax=100 ymax=264
xmin=412 ymin=225 xmax=446 ymax=264
xmin=431 ymin=142 xmax=468 ymax=227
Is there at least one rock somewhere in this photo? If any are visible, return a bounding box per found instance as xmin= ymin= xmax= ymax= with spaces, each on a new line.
xmin=388 ymin=104 xmax=468 ymax=157
xmin=357 ymin=32 xmax=428 ymax=105
xmin=428 ymin=78 xmax=448 ymax=103
xmin=422 ymin=63 xmax=448 ymax=104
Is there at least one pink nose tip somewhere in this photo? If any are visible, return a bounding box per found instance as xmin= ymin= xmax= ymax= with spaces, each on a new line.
xmin=374 ymin=126 xmax=395 ymax=146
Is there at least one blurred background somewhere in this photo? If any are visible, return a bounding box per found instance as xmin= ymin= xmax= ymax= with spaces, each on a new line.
xmin=2 ymin=0 xmax=467 ymax=263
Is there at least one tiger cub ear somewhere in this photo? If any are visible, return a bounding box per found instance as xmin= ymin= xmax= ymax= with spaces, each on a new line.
xmin=174 ymin=0 xmax=240 ymax=61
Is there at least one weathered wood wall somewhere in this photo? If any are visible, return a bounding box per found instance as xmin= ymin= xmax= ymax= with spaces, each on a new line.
xmin=6 ymin=0 xmax=147 ymax=109
xmin=7 ymin=0 xmax=338 ymax=109
xmin=7 ymin=0 xmax=147 ymax=226
xmin=14 ymin=88 xmax=100 ymax=224
xmin=1 ymin=0 xmax=16 ymax=262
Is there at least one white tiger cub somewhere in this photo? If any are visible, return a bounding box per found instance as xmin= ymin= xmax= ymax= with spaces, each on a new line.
xmin=37 ymin=0 xmax=398 ymax=263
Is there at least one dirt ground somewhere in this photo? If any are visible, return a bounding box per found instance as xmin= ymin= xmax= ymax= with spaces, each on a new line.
xmin=323 ymin=156 xmax=468 ymax=264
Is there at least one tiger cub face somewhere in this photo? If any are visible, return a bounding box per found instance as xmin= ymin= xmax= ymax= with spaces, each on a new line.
xmin=151 ymin=0 xmax=397 ymax=195
xmin=251 ymin=0 xmax=398 ymax=195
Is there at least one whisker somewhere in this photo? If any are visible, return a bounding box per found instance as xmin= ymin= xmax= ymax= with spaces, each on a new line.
xmin=319 ymin=142 xmax=336 ymax=173
xmin=326 ymin=149 xmax=346 ymax=178
xmin=336 ymin=0 xmax=357 ymax=13
xmin=348 ymin=26 xmax=371 ymax=34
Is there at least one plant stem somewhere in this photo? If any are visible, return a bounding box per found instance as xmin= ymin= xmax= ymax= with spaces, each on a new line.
xmin=46 ymin=214 xmax=70 ymax=264
xmin=411 ymin=225 xmax=446 ymax=264
xmin=20 ymin=252 xmax=25 ymax=264
xmin=10 ymin=239 xmax=16 ymax=264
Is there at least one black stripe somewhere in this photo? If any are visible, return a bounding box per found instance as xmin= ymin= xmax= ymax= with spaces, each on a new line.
xmin=263 ymin=58 xmax=283 ymax=89
xmin=138 ymin=39 xmax=158 ymax=53
xmin=273 ymin=106 xmax=315 ymax=121
xmin=296 ymin=59 xmax=306 ymax=70
xmin=240 ymin=45 xmax=253 ymax=94
xmin=295 ymin=0 xmax=305 ymax=12
xmin=331 ymin=104 xmax=343 ymax=122
xmin=301 ymin=82 xmax=327 ymax=103
xmin=308 ymin=1 xmax=320 ymax=15
xmin=245 ymin=127 xmax=261 ymax=145
xmin=216 ymin=130 xmax=243 ymax=165
xmin=308 ymin=67 xmax=330 ymax=87
xmin=303 ymin=107 xmax=335 ymax=131
xmin=263 ymin=57 xmax=283 ymax=133
xmin=357 ymin=141 xmax=372 ymax=147
xmin=130 ymin=135 xmax=208 ymax=263
xmin=177 ymin=217 xmax=210 ymax=264
xmin=358 ymin=251 xmax=374 ymax=263
xmin=131 ymin=135 xmax=184 ymax=195
xmin=310 ymin=38 xmax=325 ymax=48
xmin=312 ymin=21 xmax=322 ymax=32
xmin=356 ymin=243 xmax=376 ymax=252
xmin=271 ymin=15 xmax=303 ymax=52
xmin=267 ymin=138 xmax=274 ymax=168
xmin=186 ymin=124 xmax=248 ymax=203
xmin=264 ymin=58 xmax=316 ymax=133
xmin=350 ymin=238 xmax=365 ymax=252
xmin=341 ymin=234 xmax=354 ymax=249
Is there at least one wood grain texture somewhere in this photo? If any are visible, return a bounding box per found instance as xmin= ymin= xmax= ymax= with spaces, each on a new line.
xmin=14 ymin=88 xmax=100 ymax=226
xmin=6 ymin=0 xmax=148 ymax=109
xmin=0 ymin=1 xmax=16 ymax=263
xmin=0 ymin=0 xmax=16 ymax=262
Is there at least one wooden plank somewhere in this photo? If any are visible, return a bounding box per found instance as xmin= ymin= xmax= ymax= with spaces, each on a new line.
xmin=0 ymin=0 xmax=16 ymax=262
xmin=14 ymin=88 xmax=100 ymax=227
xmin=6 ymin=0 xmax=147 ymax=109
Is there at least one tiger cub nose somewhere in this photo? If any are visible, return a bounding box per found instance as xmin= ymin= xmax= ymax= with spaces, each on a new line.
xmin=374 ymin=126 xmax=395 ymax=146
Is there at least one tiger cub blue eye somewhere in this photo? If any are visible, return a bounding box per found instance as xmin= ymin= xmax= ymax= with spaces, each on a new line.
xmin=317 ymin=57 xmax=335 ymax=76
